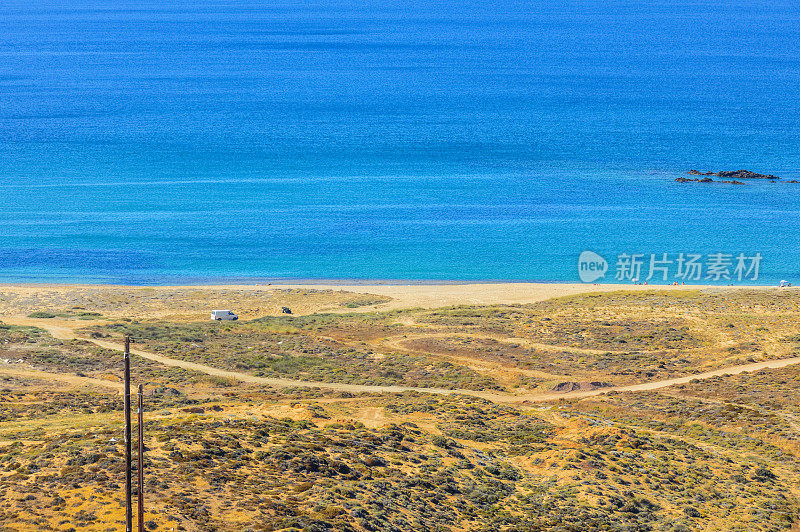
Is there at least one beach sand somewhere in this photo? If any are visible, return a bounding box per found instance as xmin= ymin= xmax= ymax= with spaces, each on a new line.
xmin=0 ymin=281 xmax=784 ymax=322
xmin=273 ymin=282 xmax=753 ymax=311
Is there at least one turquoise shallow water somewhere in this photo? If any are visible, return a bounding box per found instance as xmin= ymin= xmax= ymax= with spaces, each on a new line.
xmin=0 ymin=0 xmax=799 ymax=284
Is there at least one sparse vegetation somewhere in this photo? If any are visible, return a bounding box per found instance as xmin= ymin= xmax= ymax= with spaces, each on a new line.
xmin=1 ymin=287 xmax=800 ymax=530
xmin=85 ymin=319 xmax=503 ymax=391
xmin=27 ymin=310 xmax=103 ymax=319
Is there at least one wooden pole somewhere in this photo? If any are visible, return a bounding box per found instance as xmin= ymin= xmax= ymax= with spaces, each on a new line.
xmin=124 ymin=336 xmax=132 ymax=532
xmin=137 ymin=384 xmax=144 ymax=532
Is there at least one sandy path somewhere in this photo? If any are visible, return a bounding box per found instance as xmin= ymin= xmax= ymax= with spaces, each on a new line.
xmin=379 ymin=331 xmax=620 ymax=357
xmin=2 ymin=317 xmax=79 ymax=340
xmin=89 ymin=337 xmax=489 ymax=396
xmin=521 ymin=356 xmax=800 ymax=402
xmin=91 ymin=342 xmax=800 ymax=403
xmin=6 ymin=317 xmax=799 ymax=404
xmin=380 ymin=330 xmax=614 ymax=354
xmin=375 ymin=332 xmax=574 ymax=380
xmin=0 ymin=365 xmax=123 ymax=392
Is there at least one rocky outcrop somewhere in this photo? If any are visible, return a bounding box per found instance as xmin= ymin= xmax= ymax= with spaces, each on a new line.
xmin=551 ymin=381 xmax=612 ymax=392
xmin=676 ymin=169 xmax=789 ymax=185
xmin=675 ymin=177 xmax=745 ymax=185
xmin=676 ymin=177 xmax=713 ymax=183
xmin=688 ymin=169 xmax=780 ymax=179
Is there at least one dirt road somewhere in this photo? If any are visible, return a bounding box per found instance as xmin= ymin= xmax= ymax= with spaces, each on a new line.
xmin=0 ymin=365 xmax=123 ymax=392
xmin=5 ymin=316 xmax=800 ymax=404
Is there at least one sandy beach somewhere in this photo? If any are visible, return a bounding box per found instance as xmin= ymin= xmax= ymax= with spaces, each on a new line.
xmin=271 ymin=281 xmax=776 ymax=311
xmin=0 ymin=281 xmax=782 ymax=323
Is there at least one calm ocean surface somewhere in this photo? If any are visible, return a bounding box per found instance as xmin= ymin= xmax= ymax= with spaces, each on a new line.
xmin=0 ymin=0 xmax=798 ymax=284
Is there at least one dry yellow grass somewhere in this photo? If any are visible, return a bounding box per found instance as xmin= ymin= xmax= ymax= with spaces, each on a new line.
xmin=1 ymin=284 xmax=799 ymax=531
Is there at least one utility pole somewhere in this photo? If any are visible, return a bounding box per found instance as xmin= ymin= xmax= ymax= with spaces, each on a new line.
xmin=137 ymin=384 xmax=145 ymax=532
xmin=124 ymin=336 xmax=132 ymax=532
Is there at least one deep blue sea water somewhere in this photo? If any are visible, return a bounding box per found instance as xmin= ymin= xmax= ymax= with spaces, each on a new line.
xmin=0 ymin=0 xmax=798 ymax=285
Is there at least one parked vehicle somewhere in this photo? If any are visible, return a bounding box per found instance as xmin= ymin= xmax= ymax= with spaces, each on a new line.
xmin=281 ymin=307 xmax=292 ymax=314
xmin=211 ymin=310 xmax=238 ymax=321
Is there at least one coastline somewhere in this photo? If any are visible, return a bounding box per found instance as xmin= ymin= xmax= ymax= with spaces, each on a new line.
xmin=0 ymin=281 xmax=788 ymax=319
xmin=253 ymin=282 xmax=780 ymax=310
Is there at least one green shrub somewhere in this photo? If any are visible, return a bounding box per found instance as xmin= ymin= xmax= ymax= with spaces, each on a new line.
xmin=28 ymin=311 xmax=56 ymax=319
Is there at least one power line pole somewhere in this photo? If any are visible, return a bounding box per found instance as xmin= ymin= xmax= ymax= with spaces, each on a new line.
xmin=124 ymin=335 xmax=132 ymax=532
xmin=137 ymin=384 xmax=145 ymax=532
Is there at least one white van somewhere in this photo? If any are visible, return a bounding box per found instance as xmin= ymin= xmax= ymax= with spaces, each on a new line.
xmin=211 ymin=310 xmax=238 ymax=321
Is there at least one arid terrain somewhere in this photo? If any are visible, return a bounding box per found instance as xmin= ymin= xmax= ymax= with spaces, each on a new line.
xmin=0 ymin=284 xmax=799 ymax=531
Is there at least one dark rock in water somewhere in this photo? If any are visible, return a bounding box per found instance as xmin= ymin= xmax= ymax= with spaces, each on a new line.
xmin=717 ymin=169 xmax=779 ymax=179
xmin=675 ymin=177 xmax=717 ymax=184
xmin=678 ymin=169 xmax=789 ymax=185
xmin=677 ymin=176 xmax=748 ymax=185
xmin=688 ymin=169 xmax=780 ymax=179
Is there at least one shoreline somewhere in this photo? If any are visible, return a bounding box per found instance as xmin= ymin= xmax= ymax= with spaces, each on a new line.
xmin=0 ymin=282 xmax=791 ymax=319
xmin=0 ymin=280 xmax=785 ymax=289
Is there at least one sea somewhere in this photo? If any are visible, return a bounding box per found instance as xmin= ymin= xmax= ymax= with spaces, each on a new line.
xmin=0 ymin=0 xmax=798 ymax=285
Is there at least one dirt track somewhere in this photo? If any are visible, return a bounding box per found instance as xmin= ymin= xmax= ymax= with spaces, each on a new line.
xmin=0 ymin=365 xmax=123 ymax=392
xmin=5 ymin=317 xmax=800 ymax=404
